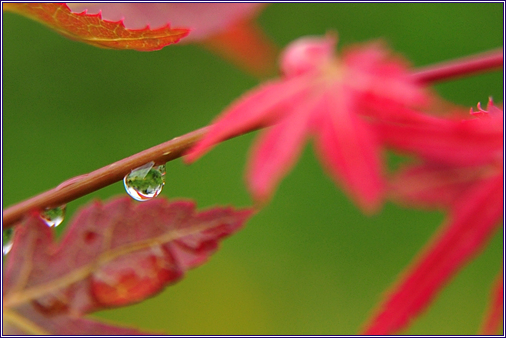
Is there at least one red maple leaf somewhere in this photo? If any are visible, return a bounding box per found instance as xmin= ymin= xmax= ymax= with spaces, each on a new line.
xmin=64 ymin=3 xmax=276 ymax=77
xmin=2 ymin=196 xmax=253 ymax=335
xmin=185 ymin=34 xmax=431 ymax=213
xmin=3 ymin=3 xmax=189 ymax=51
xmin=65 ymin=3 xmax=265 ymax=42
xmin=3 ymin=3 xmax=276 ymax=76
xmin=361 ymin=100 xmax=504 ymax=334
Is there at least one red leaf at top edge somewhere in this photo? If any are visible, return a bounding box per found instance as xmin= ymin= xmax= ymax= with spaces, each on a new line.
xmin=3 ymin=3 xmax=189 ymax=51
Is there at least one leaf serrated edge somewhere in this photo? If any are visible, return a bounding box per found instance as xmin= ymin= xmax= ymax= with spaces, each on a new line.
xmin=3 ymin=209 xmax=253 ymax=309
xmin=4 ymin=3 xmax=189 ymax=49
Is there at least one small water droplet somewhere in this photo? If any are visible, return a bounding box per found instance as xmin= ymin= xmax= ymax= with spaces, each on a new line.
xmin=40 ymin=206 xmax=66 ymax=227
xmin=124 ymin=162 xmax=166 ymax=201
xmin=3 ymin=228 xmax=14 ymax=255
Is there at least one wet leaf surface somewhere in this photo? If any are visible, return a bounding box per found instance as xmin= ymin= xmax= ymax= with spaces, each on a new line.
xmin=3 ymin=196 xmax=253 ymax=334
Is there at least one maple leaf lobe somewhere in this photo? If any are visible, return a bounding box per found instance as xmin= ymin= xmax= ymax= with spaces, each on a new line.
xmin=3 ymin=196 xmax=253 ymax=335
xmin=91 ymin=246 xmax=183 ymax=307
xmin=186 ymin=34 xmax=429 ymax=212
xmin=362 ymin=102 xmax=504 ymax=335
xmin=280 ymin=34 xmax=336 ymax=77
xmin=4 ymin=3 xmax=189 ymax=51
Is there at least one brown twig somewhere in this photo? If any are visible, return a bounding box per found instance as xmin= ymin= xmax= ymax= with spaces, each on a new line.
xmin=2 ymin=128 xmax=209 ymax=228
xmin=2 ymin=48 xmax=503 ymax=229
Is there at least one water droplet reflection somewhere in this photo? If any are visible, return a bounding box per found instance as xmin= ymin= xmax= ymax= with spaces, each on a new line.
xmin=3 ymin=228 xmax=14 ymax=255
xmin=40 ymin=205 xmax=66 ymax=227
xmin=124 ymin=162 xmax=166 ymax=201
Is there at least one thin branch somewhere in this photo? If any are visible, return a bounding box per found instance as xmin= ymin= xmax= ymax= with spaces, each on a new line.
xmin=2 ymin=47 xmax=503 ymax=228
xmin=411 ymin=48 xmax=503 ymax=84
xmin=3 ymin=128 xmax=209 ymax=228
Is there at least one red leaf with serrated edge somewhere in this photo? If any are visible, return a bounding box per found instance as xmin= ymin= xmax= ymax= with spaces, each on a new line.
xmin=3 ymin=3 xmax=189 ymax=51
xmin=66 ymin=3 xmax=277 ymax=77
xmin=2 ymin=196 xmax=253 ymax=335
xmin=66 ymin=3 xmax=265 ymax=42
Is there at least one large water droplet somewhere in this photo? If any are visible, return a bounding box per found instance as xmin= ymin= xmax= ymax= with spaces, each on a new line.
xmin=124 ymin=161 xmax=166 ymax=201
xmin=3 ymin=228 xmax=14 ymax=255
xmin=40 ymin=205 xmax=66 ymax=227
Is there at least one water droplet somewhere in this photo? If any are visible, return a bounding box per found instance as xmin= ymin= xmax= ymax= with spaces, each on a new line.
xmin=3 ymin=228 xmax=14 ymax=255
xmin=124 ymin=162 xmax=166 ymax=201
xmin=40 ymin=205 xmax=66 ymax=227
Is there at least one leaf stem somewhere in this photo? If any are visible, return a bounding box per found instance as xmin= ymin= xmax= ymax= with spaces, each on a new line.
xmin=2 ymin=48 xmax=503 ymax=228
xmin=411 ymin=48 xmax=503 ymax=84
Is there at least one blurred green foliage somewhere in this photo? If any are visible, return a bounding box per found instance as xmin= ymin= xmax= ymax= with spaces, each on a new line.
xmin=2 ymin=3 xmax=503 ymax=335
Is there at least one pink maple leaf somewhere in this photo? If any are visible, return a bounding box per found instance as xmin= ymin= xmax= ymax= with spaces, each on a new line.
xmin=185 ymin=34 xmax=430 ymax=213
xmin=362 ymin=100 xmax=504 ymax=334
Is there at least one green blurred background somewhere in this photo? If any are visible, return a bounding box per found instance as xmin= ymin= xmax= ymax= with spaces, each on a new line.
xmin=2 ymin=3 xmax=503 ymax=335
